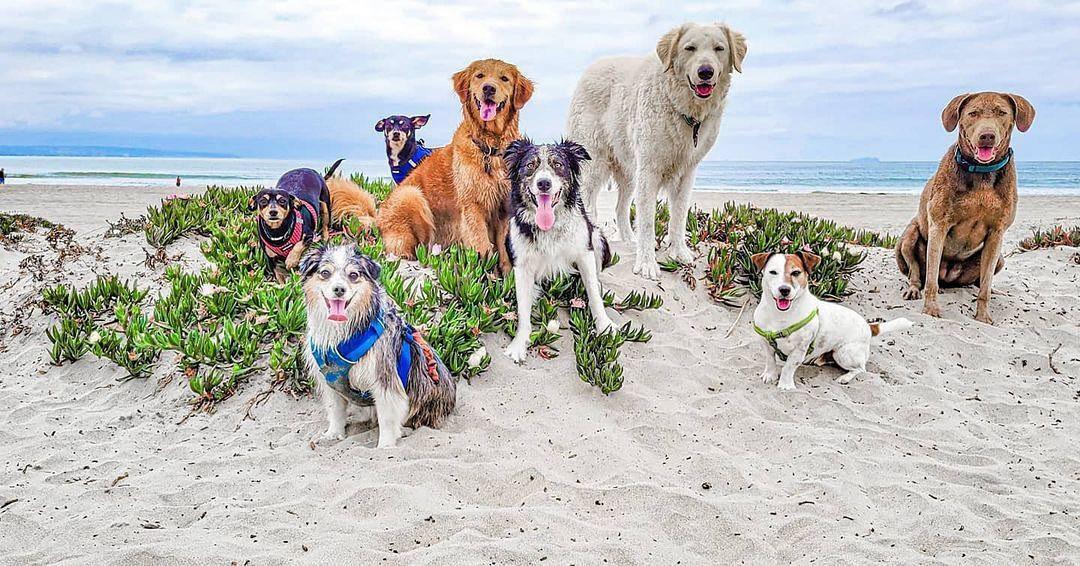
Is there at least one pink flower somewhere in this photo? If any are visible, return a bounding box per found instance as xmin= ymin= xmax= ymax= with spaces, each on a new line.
xmin=570 ymin=298 xmax=586 ymax=309
xmin=431 ymin=243 xmax=443 ymax=256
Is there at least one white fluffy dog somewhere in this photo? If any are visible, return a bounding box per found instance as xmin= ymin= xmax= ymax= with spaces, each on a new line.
xmin=566 ymin=22 xmax=746 ymax=280
xmin=752 ymin=251 xmax=913 ymax=391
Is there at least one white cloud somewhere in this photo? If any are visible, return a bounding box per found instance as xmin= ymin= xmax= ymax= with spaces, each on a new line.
xmin=0 ymin=0 xmax=1076 ymax=159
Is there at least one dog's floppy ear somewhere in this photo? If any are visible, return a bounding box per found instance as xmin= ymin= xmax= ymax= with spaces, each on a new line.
xmin=1006 ymin=93 xmax=1035 ymax=133
xmin=656 ymin=23 xmax=689 ymax=72
xmin=299 ymin=246 xmax=324 ymax=279
xmin=291 ymin=197 xmax=303 ymax=211
xmin=750 ymin=252 xmax=773 ymax=272
xmin=556 ymin=139 xmax=591 ymax=166
xmin=502 ymin=138 xmax=528 ymax=183
xmin=411 ymin=114 xmax=430 ymax=129
xmin=452 ymin=66 xmax=473 ymax=104
xmin=248 ymin=196 xmax=257 ymax=212
xmin=797 ymin=251 xmax=822 ymax=274
xmin=375 ymin=118 xmax=387 ymax=132
xmin=942 ymin=93 xmax=972 ymax=133
xmin=722 ymin=25 xmax=747 ymax=74
xmin=354 ymin=248 xmax=382 ymax=281
xmin=514 ymin=73 xmax=534 ymax=110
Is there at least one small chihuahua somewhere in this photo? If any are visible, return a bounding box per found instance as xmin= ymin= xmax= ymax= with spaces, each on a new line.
xmin=301 ymin=244 xmax=456 ymax=448
xmin=751 ymin=251 xmax=913 ymax=391
xmin=375 ymin=114 xmax=432 ymax=184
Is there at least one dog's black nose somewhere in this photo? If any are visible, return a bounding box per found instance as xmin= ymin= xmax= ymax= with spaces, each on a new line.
xmin=979 ymin=132 xmax=996 ymax=145
xmin=391 ymin=132 xmax=401 ymax=141
xmin=537 ymin=178 xmax=551 ymax=192
xmin=332 ymin=285 xmax=346 ymax=298
xmin=778 ymin=286 xmax=791 ymax=297
xmin=482 ymin=84 xmax=496 ymax=98
xmin=697 ymin=65 xmax=714 ymax=81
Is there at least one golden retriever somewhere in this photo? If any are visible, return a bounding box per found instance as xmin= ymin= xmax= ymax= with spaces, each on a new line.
xmin=376 ymin=59 xmax=534 ymax=272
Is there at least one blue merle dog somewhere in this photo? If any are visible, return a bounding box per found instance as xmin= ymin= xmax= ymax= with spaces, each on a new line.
xmin=301 ymin=244 xmax=455 ymax=447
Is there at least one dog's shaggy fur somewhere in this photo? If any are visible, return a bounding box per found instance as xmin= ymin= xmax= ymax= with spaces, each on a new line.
xmin=501 ymin=138 xmax=614 ymax=363
xmin=895 ymin=92 xmax=1035 ymax=324
xmin=376 ymin=59 xmax=534 ymax=273
xmin=301 ymin=245 xmax=455 ymax=448
xmin=566 ymin=22 xmax=746 ymax=280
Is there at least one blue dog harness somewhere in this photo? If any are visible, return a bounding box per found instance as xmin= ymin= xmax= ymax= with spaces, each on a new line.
xmin=309 ymin=310 xmax=440 ymax=405
xmin=955 ymin=147 xmax=1013 ymax=174
xmin=390 ymin=143 xmax=432 ymax=184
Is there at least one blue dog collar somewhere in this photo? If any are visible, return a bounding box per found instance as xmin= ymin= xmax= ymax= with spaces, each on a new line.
xmin=955 ymin=147 xmax=1012 ymax=174
xmin=390 ymin=144 xmax=432 ymax=184
xmin=309 ymin=309 xmax=413 ymax=404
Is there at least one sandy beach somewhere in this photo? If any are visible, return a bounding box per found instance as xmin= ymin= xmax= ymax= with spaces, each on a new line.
xmin=2 ymin=184 xmax=1079 ymax=564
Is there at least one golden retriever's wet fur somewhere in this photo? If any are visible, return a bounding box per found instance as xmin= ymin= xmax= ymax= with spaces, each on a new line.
xmin=895 ymin=92 xmax=1035 ymax=324
xmin=376 ymin=59 xmax=533 ymax=272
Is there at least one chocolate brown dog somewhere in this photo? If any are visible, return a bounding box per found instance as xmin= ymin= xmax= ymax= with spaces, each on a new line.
xmin=252 ymin=162 xmax=338 ymax=282
xmin=896 ymin=92 xmax=1035 ymax=324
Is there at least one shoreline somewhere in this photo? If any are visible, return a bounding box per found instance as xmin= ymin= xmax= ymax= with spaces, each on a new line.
xmin=2 ymin=184 xmax=1078 ymax=239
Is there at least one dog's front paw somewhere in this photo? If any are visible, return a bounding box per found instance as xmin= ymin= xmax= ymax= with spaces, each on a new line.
xmin=504 ymin=341 xmax=529 ymax=364
xmin=974 ymin=310 xmax=994 ymax=325
xmin=760 ymin=369 xmax=779 ymax=385
xmin=777 ymin=380 xmax=797 ymax=392
xmin=595 ymin=315 xmax=615 ymax=334
xmin=319 ymin=428 xmax=346 ymax=443
xmin=633 ymin=257 xmax=661 ymax=280
xmin=902 ymin=286 xmax=921 ymax=300
xmin=666 ymin=244 xmax=694 ymax=264
xmin=285 ymin=256 xmax=301 ymax=270
xmin=922 ymin=301 xmax=942 ymax=318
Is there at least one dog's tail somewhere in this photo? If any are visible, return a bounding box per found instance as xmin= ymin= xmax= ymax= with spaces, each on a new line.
xmin=593 ymin=229 xmax=613 ymax=271
xmin=324 ymin=158 xmax=346 ymax=180
xmin=870 ymin=318 xmax=914 ymax=337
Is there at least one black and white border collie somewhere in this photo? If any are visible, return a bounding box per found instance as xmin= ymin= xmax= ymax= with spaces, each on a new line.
xmin=502 ymin=138 xmax=615 ymax=363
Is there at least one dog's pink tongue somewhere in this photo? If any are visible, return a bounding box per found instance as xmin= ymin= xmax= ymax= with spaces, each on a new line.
xmin=976 ymin=146 xmax=995 ymax=162
xmin=536 ymin=193 xmax=555 ymax=231
xmin=480 ymin=101 xmax=498 ymax=121
xmin=776 ymin=298 xmax=791 ymax=311
xmin=695 ymin=83 xmax=714 ymax=97
xmin=327 ymin=298 xmax=348 ymax=322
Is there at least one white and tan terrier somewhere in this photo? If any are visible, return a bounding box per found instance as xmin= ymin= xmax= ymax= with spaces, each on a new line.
xmin=752 ymin=251 xmax=913 ymax=391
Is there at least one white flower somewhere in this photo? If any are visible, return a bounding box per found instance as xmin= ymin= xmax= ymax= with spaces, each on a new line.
xmin=430 ymin=243 xmax=443 ymax=256
xmin=87 ymin=331 xmax=101 ymax=345
xmin=198 ymin=283 xmax=228 ymax=296
xmin=832 ymin=250 xmax=843 ymax=261
xmin=546 ymin=319 xmax=560 ymax=333
xmin=467 ymin=346 xmax=487 ymax=368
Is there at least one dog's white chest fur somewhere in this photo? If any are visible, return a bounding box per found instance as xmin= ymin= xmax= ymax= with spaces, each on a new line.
xmin=510 ymin=214 xmax=593 ymax=280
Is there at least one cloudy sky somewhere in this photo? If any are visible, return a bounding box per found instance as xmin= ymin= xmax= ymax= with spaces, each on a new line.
xmin=1 ymin=0 xmax=1077 ymax=160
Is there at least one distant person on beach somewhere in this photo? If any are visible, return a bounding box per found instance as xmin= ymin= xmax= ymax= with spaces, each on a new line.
xmin=0 ymin=168 xmax=5 ymax=185
xmin=176 ymin=176 xmax=181 ymax=187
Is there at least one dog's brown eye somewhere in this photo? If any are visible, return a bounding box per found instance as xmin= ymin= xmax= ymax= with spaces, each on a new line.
xmin=684 ymin=45 xmax=696 ymax=52
xmin=347 ymin=271 xmax=360 ymax=282
xmin=768 ymin=270 xmax=778 ymax=275
xmin=475 ymin=73 xmax=484 ymax=79
xmin=500 ymin=75 xmax=509 ymax=82
xmin=968 ymin=111 xmax=978 ymax=117
xmin=791 ymin=270 xmax=802 ymax=277
xmin=715 ymin=45 xmax=725 ymax=52
xmin=318 ymin=269 xmax=331 ymax=279
xmin=552 ymin=161 xmax=565 ymax=173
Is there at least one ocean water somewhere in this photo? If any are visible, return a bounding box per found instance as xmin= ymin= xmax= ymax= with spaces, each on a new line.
xmin=1 ymin=156 xmax=1077 ymax=194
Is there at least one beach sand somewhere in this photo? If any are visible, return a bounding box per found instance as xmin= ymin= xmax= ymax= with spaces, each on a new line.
xmin=1 ymin=184 xmax=1079 ymax=564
